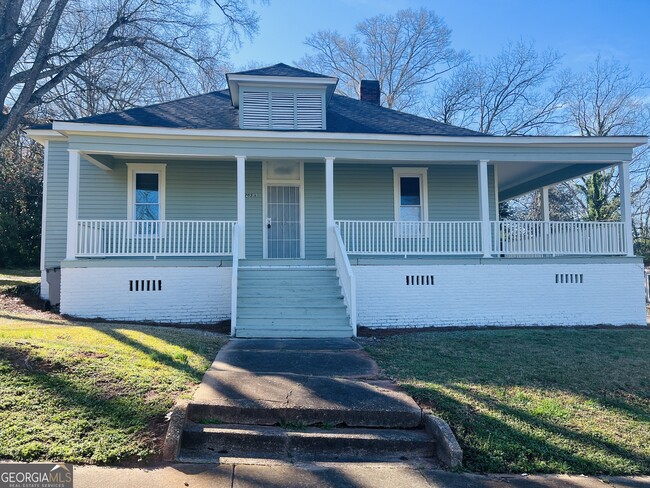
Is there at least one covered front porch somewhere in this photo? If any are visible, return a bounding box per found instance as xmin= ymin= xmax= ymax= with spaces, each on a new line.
xmin=49 ymin=131 xmax=646 ymax=333
xmin=66 ymin=154 xmax=635 ymax=261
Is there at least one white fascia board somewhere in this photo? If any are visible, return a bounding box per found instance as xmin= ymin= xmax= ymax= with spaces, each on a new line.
xmin=51 ymin=121 xmax=648 ymax=149
xmin=227 ymin=74 xmax=338 ymax=107
xmin=24 ymin=129 xmax=67 ymax=144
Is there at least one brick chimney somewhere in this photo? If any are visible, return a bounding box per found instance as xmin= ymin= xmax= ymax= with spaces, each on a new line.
xmin=360 ymin=80 xmax=380 ymax=105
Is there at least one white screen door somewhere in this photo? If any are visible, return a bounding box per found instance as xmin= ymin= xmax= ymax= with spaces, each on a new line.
xmin=266 ymin=185 xmax=301 ymax=258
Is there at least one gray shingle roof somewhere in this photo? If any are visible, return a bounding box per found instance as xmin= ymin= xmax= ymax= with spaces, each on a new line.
xmin=229 ymin=63 xmax=332 ymax=78
xmin=46 ymin=89 xmax=486 ymax=137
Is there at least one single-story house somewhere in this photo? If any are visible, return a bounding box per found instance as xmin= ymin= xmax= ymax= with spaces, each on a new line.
xmin=27 ymin=64 xmax=648 ymax=337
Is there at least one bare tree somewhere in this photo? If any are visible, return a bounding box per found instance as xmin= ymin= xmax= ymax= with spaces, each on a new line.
xmin=0 ymin=0 xmax=262 ymax=141
xmin=563 ymin=56 xmax=650 ymax=229
xmin=300 ymin=8 xmax=467 ymax=111
xmin=428 ymin=40 xmax=568 ymax=135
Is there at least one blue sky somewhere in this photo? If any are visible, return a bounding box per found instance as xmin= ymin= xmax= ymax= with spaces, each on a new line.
xmin=230 ymin=0 xmax=650 ymax=76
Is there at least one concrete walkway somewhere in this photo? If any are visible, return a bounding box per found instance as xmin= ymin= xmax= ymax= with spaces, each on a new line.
xmin=190 ymin=338 xmax=422 ymax=429
xmin=72 ymin=462 xmax=650 ymax=488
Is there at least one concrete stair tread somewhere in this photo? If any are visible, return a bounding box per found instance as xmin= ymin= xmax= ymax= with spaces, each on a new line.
xmin=236 ymin=319 xmax=350 ymax=326
xmin=190 ymin=371 xmax=421 ymax=428
xmin=180 ymin=423 xmax=434 ymax=461
xmin=235 ymin=330 xmax=353 ymax=339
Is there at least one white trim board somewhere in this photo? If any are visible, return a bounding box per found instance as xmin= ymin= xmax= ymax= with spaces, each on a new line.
xmin=44 ymin=123 xmax=647 ymax=149
xmin=393 ymin=167 xmax=429 ymax=222
xmin=126 ymin=163 xmax=167 ymax=221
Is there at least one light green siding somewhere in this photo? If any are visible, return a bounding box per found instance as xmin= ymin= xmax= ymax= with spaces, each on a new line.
xmin=166 ymin=161 xmax=236 ymax=220
xmin=304 ymin=163 xmax=326 ymax=258
xmin=245 ymin=161 xmax=263 ymax=258
xmin=79 ymin=158 xmax=126 ymax=219
xmin=79 ymin=159 xmax=237 ymax=221
xmin=44 ymin=141 xmax=70 ymax=268
xmin=334 ymin=163 xmax=496 ymax=222
xmin=45 ymin=146 xmax=497 ymax=267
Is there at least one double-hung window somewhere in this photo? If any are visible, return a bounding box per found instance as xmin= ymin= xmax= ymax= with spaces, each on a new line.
xmin=127 ymin=164 xmax=166 ymax=235
xmin=393 ymin=168 xmax=428 ymax=237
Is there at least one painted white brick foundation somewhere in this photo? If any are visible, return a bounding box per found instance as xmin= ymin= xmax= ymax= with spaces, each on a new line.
xmin=61 ymin=266 xmax=231 ymax=324
xmin=355 ymin=260 xmax=647 ymax=328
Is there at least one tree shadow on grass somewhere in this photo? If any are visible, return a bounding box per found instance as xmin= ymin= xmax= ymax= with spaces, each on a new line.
xmin=0 ymin=344 xmax=166 ymax=463
xmin=403 ymin=381 xmax=649 ymax=475
xmin=88 ymin=325 xmax=208 ymax=380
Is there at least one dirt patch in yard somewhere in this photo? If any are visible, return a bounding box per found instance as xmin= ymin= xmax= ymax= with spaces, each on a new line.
xmin=0 ymin=284 xmax=61 ymax=320
xmin=357 ymin=323 xmax=648 ymax=337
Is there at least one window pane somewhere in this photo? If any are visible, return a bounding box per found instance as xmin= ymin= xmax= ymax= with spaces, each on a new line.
xmin=136 ymin=204 xmax=159 ymax=220
xmin=400 ymin=177 xmax=420 ymax=205
xmin=400 ymin=206 xmax=421 ymax=221
xmin=136 ymin=173 xmax=159 ymax=204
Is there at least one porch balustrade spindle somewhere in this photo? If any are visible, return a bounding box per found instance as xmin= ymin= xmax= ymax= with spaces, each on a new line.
xmin=74 ymin=220 xmax=235 ymax=257
xmin=333 ymin=220 xmax=625 ymax=257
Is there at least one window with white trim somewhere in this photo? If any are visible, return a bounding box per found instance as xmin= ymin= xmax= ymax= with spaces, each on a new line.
xmin=393 ymin=168 xmax=428 ymax=222
xmin=127 ymin=164 xmax=166 ymax=234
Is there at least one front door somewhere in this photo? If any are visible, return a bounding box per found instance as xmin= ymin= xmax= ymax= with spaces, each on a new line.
xmin=266 ymin=185 xmax=301 ymax=258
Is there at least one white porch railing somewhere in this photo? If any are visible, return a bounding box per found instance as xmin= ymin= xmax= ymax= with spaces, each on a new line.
xmin=492 ymin=221 xmax=627 ymax=256
xmin=76 ymin=220 xmax=236 ymax=257
xmin=335 ymin=220 xmax=628 ymax=257
xmin=331 ymin=225 xmax=357 ymax=336
xmin=335 ymin=220 xmax=483 ymax=255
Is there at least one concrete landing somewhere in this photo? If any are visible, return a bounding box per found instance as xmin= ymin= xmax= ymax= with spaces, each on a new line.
xmin=210 ymin=338 xmax=376 ymax=377
xmin=190 ymin=339 xmax=420 ymax=428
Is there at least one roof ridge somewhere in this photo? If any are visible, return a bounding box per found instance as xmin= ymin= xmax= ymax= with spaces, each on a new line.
xmin=229 ymin=63 xmax=331 ymax=79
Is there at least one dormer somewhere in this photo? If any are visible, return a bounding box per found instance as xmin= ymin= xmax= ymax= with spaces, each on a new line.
xmin=226 ymin=64 xmax=338 ymax=131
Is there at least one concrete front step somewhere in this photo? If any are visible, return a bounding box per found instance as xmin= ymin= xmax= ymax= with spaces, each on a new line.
xmin=179 ymin=423 xmax=435 ymax=461
xmin=237 ymin=285 xmax=343 ymax=296
xmin=238 ymin=278 xmax=340 ymax=287
xmin=237 ymin=307 xmax=348 ymax=319
xmin=234 ymin=261 xmax=350 ymax=338
xmin=236 ymin=319 xmax=351 ymax=330
xmin=235 ymin=327 xmax=353 ymax=338
xmin=238 ymin=269 xmax=337 ymax=276
xmin=238 ymin=296 xmax=344 ymax=306
xmin=240 ymin=259 xmax=334 ymax=267
xmin=189 ymin=372 xmax=422 ymax=428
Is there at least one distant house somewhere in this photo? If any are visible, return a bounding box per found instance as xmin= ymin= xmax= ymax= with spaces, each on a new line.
xmin=27 ymin=64 xmax=648 ymax=337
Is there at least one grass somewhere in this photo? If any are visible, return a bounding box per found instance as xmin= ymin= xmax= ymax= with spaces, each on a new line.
xmin=0 ymin=268 xmax=40 ymax=290
xmin=0 ymin=270 xmax=227 ymax=464
xmin=363 ymin=328 xmax=650 ymax=475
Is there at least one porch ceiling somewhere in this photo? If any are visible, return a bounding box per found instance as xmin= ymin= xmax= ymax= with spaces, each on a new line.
xmin=497 ymin=161 xmax=613 ymax=200
xmin=80 ymin=150 xmax=622 ymax=203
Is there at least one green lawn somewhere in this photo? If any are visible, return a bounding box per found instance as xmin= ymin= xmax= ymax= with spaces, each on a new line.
xmin=363 ymin=328 xmax=650 ymax=475
xmin=0 ymin=268 xmax=40 ymax=290
xmin=0 ymin=270 xmax=226 ymax=464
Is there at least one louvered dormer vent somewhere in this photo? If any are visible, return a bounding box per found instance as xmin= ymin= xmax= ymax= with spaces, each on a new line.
xmin=241 ymin=90 xmax=324 ymax=130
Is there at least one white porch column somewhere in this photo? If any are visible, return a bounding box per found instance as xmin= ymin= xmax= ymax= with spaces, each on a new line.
xmin=65 ymin=150 xmax=80 ymax=260
xmin=618 ymin=161 xmax=634 ymax=256
xmin=540 ymin=186 xmax=550 ymax=222
xmin=236 ymin=155 xmax=246 ymax=258
xmin=325 ymin=156 xmax=335 ymax=258
xmin=478 ymin=160 xmax=492 ymax=258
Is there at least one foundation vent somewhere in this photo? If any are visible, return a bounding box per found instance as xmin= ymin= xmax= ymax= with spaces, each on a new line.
xmin=406 ymin=275 xmax=435 ymax=286
xmin=129 ymin=279 xmax=163 ymax=291
xmin=555 ymin=273 xmax=583 ymax=284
